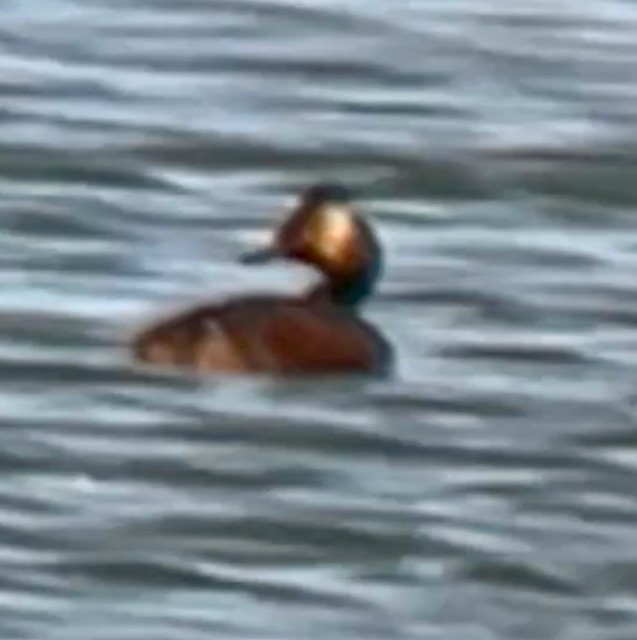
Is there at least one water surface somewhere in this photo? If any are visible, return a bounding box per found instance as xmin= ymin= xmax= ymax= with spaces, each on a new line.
xmin=2 ymin=1 xmax=637 ymax=638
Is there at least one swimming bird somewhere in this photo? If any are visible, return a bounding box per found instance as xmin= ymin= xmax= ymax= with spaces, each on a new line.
xmin=133 ymin=183 xmax=392 ymax=375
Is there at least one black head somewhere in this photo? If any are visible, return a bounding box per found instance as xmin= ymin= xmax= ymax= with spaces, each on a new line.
xmin=240 ymin=183 xmax=383 ymax=307
xmin=300 ymin=183 xmax=352 ymax=207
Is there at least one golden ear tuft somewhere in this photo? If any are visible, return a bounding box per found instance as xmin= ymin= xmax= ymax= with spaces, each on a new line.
xmin=318 ymin=204 xmax=355 ymax=260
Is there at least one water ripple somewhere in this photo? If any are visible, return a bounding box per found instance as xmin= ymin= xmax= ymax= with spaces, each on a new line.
xmin=0 ymin=0 xmax=636 ymax=639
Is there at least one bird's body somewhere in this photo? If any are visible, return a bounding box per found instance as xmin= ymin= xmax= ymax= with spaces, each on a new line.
xmin=133 ymin=183 xmax=392 ymax=376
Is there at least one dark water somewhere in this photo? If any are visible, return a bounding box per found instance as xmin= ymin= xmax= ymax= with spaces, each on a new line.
xmin=2 ymin=1 xmax=637 ymax=638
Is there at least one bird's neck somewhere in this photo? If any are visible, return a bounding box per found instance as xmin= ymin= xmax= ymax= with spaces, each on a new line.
xmin=306 ymin=269 xmax=375 ymax=309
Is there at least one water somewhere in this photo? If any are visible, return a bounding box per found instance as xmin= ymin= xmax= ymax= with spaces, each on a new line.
xmin=1 ymin=1 xmax=637 ymax=638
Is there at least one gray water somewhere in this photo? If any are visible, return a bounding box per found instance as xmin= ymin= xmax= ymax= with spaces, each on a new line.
xmin=2 ymin=1 xmax=637 ymax=638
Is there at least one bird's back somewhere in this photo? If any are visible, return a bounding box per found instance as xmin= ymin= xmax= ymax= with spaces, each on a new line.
xmin=133 ymin=295 xmax=390 ymax=375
